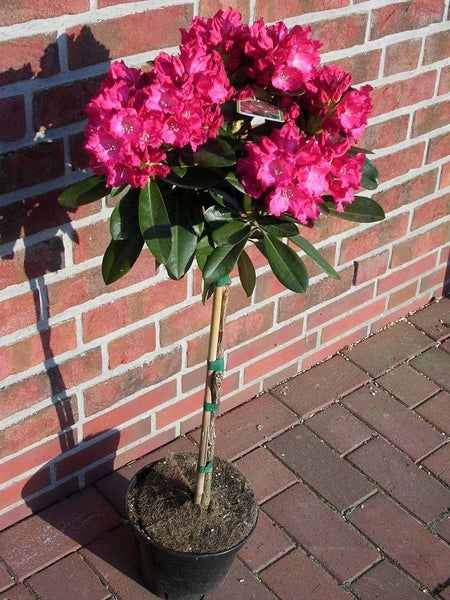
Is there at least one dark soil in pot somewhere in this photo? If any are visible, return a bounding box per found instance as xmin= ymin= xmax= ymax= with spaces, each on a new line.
xmin=127 ymin=453 xmax=258 ymax=554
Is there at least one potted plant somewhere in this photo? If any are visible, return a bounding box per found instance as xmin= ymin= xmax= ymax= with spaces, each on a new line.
xmin=59 ymin=8 xmax=383 ymax=599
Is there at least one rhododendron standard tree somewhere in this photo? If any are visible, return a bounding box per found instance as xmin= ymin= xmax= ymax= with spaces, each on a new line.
xmin=59 ymin=8 xmax=383 ymax=509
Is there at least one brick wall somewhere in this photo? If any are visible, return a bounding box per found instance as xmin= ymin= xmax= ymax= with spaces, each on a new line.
xmin=0 ymin=1 xmax=449 ymax=530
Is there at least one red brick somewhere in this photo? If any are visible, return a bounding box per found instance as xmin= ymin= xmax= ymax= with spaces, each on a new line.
xmin=160 ymin=301 xmax=212 ymax=347
xmin=0 ymin=290 xmax=40 ymax=337
xmin=311 ymin=14 xmax=367 ymax=53
xmin=440 ymin=160 xmax=450 ymax=189
xmin=67 ymin=6 xmax=193 ymax=69
xmin=428 ymin=132 xmax=450 ymax=163
xmin=435 ymin=516 xmax=450 ymax=544
xmin=0 ymin=469 xmax=51 ymax=512
xmin=351 ymin=560 xmax=433 ymax=600
xmin=360 ymin=114 xmax=409 ymax=152
xmin=412 ymin=193 xmax=450 ymax=229
xmin=421 ymin=443 xmax=450 ymax=485
xmin=0 ymin=560 xmax=14 ymax=593
xmin=0 ymin=96 xmax=26 ymax=142
xmin=302 ymin=326 xmax=368 ymax=370
xmin=199 ymin=0 xmax=251 ymax=22
xmin=306 ymin=403 xmax=373 ymax=455
xmin=0 ymin=35 xmax=59 ymax=85
xmin=384 ymin=38 xmax=422 ymax=76
xmin=410 ymin=346 xmax=450 ymax=391
xmin=375 ymin=142 xmax=426 ymax=183
xmin=323 ymin=298 xmax=385 ymax=343
xmin=244 ymin=333 xmax=317 ymax=385
xmin=424 ymin=30 xmax=450 ymax=64
xmin=70 ymin=131 xmax=89 ymax=171
xmin=0 ymin=319 xmax=77 ymax=380
xmin=73 ymin=219 xmax=110 ymax=264
xmin=439 ymin=64 xmax=450 ymax=94
xmin=264 ymin=483 xmax=379 ymax=582
xmin=342 ymin=385 xmax=444 ymax=460
xmin=47 ymin=268 xmax=105 ymax=316
xmin=387 ymin=281 xmax=418 ymax=310
xmin=330 ymin=50 xmax=381 ymax=85
xmin=33 ymin=77 xmax=102 ymax=131
xmin=373 ymin=169 xmax=438 ymax=214
xmin=269 ymin=425 xmax=375 ymax=511
xmin=392 ymin=223 xmax=450 ymax=268
xmin=353 ymin=250 xmax=390 ymax=286
xmin=370 ymin=71 xmax=436 ymax=117
xmin=0 ymin=1 xmax=89 ymax=26
xmin=413 ymin=100 xmax=450 ymax=137
xmin=271 ymin=354 xmax=369 ymax=419
xmin=52 ymin=348 xmax=102 ymax=392
xmin=417 ymin=390 xmax=450 ymax=434
xmin=370 ymin=1 xmax=446 ymax=40
xmin=255 ymin=0 xmax=348 ymax=21
xmin=371 ymin=295 xmax=431 ymax=332
xmin=349 ymin=493 xmax=450 ymax=590
xmin=420 ymin=263 xmax=449 ymax=296
xmin=27 ymin=552 xmax=110 ymax=600
xmin=340 ymin=215 xmax=409 ymax=265
xmin=261 ymin=547 xmax=353 ymax=600
xmin=308 ymin=284 xmax=374 ymax=330
xmin=349 ymin=436 xmax=450 ymax=523
xmin=234 ymin=447 xmax=297 ymax=504
xmin=377 ymin=363 xmax=440 ymax=407
xmin=408 ymin=297 xmax=450 ymax=340
xmin=0 ymin=140 xmax=64 ymax=194
xmin=155 ymin=389 xmax=203 ymax=429
xmin=0 ymin=584 xmax=34 ymax=599
xmin=107 ymin=323 xmax=156 ymax=369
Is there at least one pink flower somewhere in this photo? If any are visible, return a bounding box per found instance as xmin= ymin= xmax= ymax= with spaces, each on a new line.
xmin=327 ymin=152 xmax=365 ymax=210
xmin=335 ymin=84 xmax=373 ymax=143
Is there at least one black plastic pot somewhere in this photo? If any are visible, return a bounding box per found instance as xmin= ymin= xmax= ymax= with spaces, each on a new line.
xmin=126 ymin=460 xmax=257 ymax=600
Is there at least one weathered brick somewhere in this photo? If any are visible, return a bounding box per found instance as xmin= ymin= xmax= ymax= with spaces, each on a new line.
xmin=439 ymin=64 xmax=450 ymax=94
xmin=351 ymin=560 xmax=433 ymax=600
xmin=377 ymin=363 xmax=440 ymax=407
xmin=410 ymin=346 xmax=450 ymax=391
xmin=0 ymin=1 xmax=89 ymax=26
xmin=423 ymin=30 xmax=450 ymax=64
xmin=370 ymin=1 xmax=446 ymax=40
xmin=427 ymin=132 xmax=450 ymax=164
xmin=107 ymin=323 xmax=156 ymax=369
xmin=360 ymin=114 xmax=409 ymax=152
xmin=408 ymin=298 xmax=450 ymax=340
xmin=72 ymin=219 xmax=111 ymax=264
xmin=384 ymin=38 xmax=422 ymax=76
xmin=0 ymin=96 xmax=26 ymax=142
xmin=70 ymin=131 xmax=89 ymax=170
xmin=421 ymin=443 xmax=450 ymax=485
xmin=67 ymin=6 xmax=193 ymax=69
xmin=269 ymin=425 xmax=375 ymax=511
xmin=353 ymin=251 xmax=390 ymax=286
xmin=370 ymin=71 xmax=436 ymax=117
xmin=0 ymin=35 xmax=59 ymax=85
xmin=342 ymin=384 xmax=444 ymax=460
xmin=413 ymin=100 xmax=450 ymax=137
xmin=264 ymin=483 xmax=379 ymax=582
xmin=199 ymin=0 xmax=251 ymax=22
xmin=373 ymin=169 xmax=438 ymax=214
xmin=320 ymin=297 xmax=383 ymax=343
xmin=255 ymin=0 xmax=348 ymax=21
xmin=330 ymin=50 xmax=381 ymax=85
xmin=374 ymin=142 xmax=426 ymax=183
xmin=348 ymin=436 xmax=450 ymax=523
xmin=416 ymin=390 xmax=450 ymax=435
xmin=308 ymin=284 xmax=374 ymax=330
xmin=349 ymin=493 xmax=450 ymax=590
xmin=391 ymin=222 xmax=450 ymax=268
xmin=160 ymin=301 xmax=212 ymax=347
xmin=412 ymin=193 xmax=450 ymax=230
xmin=271 ymin=354 xmax=369 ymax=419
xmin=0 ymin=290 xmax=40 ymax=337
xmin=33 ymin=77 xmax=102 ymax=131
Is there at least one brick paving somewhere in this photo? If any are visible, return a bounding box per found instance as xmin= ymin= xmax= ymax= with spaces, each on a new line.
xmin=0 ymin=298 xmax=449 ymax=600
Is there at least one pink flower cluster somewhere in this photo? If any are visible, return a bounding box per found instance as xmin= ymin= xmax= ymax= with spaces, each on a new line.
xmin=84 ymin=45 xmax=230 ymax=187
xmin=83 ymin=8 xmax=373 ymax=222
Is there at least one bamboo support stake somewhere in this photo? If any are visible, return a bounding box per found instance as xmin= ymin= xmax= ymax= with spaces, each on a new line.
xmin=194 ymin=279 xmax=230 ymax=507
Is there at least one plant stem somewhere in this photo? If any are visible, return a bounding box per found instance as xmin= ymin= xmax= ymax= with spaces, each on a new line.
xmin=194 ymin=279 xmax=230 ymax=507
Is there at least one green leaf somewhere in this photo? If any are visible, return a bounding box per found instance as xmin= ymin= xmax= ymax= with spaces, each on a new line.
xmin=322 ymin=196 xmax=385 ymax=222
xmin=203 ymin=205 xmax=237 ymax=227
xmin=212 ymin=220 xmax=251 ymax=247
xmin=191 ymin=138 xmax=236 ymax=168
xmin=196 ymin=234 xmax=214 ymax=271
xmin=203 ymin=238 xmax=248 ymax=284
xmin=110 ymin=188 xmax=140 ymax=240
xmin=361 ymin=157 xmax=379 ymax=190
xmin=102 ymin=234 xmax=143 ymax=284
xmin=263 ymin=233 xmax=308 ymax=293
xmin=224 ymin=172 xmax=245 ymax=193
xmin=260 ymin=221 xmax=299 ymax=239
xmin=139 ymin=180 xmax=172 ymax=264
xmin=237 ymin=250 xmax=256 ymax=297
xmin=290 ymin=235 xmax=340 ymax=280
xmin=58 ymin=176 xmax=110 ymax=208
xmin=163 ymin=168 xmax=223 ymax=189
xmin=209 ymin=187 xmax=242 ymax=212
xmin=165 ymin=191 xmax=198 ymax=280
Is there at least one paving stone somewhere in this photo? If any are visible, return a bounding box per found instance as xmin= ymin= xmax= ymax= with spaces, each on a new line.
xmin=410 ymin=346 xmax=450 ymax=392
xmin=260 ymin=548 xmax=353 ymax=600
xmin=27 ymin=553 xmax=111 ymax=600
xmin=209 ymin=560 xmax=277 ymax=600
xmin=442 ymin=338 xmax=450 ymax=354
xmin=190 ymin=393 xmax=298 ymax=460
xmin=269 ymin=425 xmax=375 ymax=511
xmin=421 ymin=443 xmax=450 ymax=485
xmin=238 ymin=510 xmax=295 ymax=573
xmin=80 ymin=525 xmax=159 ymax=599
xmin=376 ymin=363 xmax=440 ymax=407
xmin=0 ymin=487 xmax=121 ymax=580
xmin=270 ymin=354 xmax=369 ymax=419
xmin=342 ymin=385 xmax=445 ymax=460
xmin=343 ymin=321 xmax=433 ymax=376
xmin=349 ymin=493 xmax=450 ymax=590
xmin=263 ymin=484 xmax=379 ymax=582
xmin=435 ymin=515 xmax=450 ymax=544
xmin=408 ymin=298 xmax=450 ymax=341
xmin=95 ymin=436 xmax=197 ymax=517
xmin=415 ymin=390 xmax=450 ymax=434
xmin=0 ymin=561 xmax=14 ymax=593
xmin=0 ymin=584 xmax=35 ymax=599
xmin=306 ymin=403 xmax=373 ymax=455
xmin=348 ymin=437 xmax=450 ymax=523
xmin=350 ymin=560 xmax=432 ymax=600
xmin=233 ymin=447 xmax=297 ymax=504
xmin=440 ymin=585 xmax=450 ymax=600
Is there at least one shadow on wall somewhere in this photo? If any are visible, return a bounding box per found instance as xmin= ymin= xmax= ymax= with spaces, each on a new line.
xmin=0 ymin=29 xmax=115 ymax=516
xmin=444 ymin=251 xmax=450 ymax=297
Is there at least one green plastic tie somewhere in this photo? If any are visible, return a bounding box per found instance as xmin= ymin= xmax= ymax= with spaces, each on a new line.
xmin=216 ymin=275 xmax=231 ymax=287
xmin=207 ymin=357 xmax=224 ymax=372
xmin=204 ymin=402 xmax=220 ymax=412
xmin=197 ymin=460 xmax=214 ymax=474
